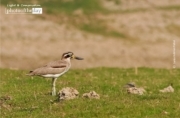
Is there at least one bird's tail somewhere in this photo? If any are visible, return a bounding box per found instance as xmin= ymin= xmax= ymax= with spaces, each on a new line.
xmin=26 ymin=71 xmax=33 ymax=76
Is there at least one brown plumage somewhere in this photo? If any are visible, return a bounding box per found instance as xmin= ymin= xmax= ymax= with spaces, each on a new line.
xmin=28 ymin=60 xmax=69 ymax=76
xmin=27 ymin=52 xmax=83 ymax=96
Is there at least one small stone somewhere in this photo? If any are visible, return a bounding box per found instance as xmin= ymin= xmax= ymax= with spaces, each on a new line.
xmin=124 ymin=82 xmax=146 ymax=95
xmin=159 ymin=85 xmax=174 ymax=93
xmin=162 ymin=110 xmax=169 ymax=115
xmin=82 ymin=91 xmax=100 ymax=99
xmin=127 ymin=87 xmax=146 ymax=95
xmin=0 ymin=95 xmax=12 ymax=101
xmin=58 ymin=87 xmax=79 ymax=100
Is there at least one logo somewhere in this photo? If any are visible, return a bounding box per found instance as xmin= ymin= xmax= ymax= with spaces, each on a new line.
xmin=5 ymin=3 xmax=43 ymax=14
xmin=32 ymin=8 xmax=42 ymax=14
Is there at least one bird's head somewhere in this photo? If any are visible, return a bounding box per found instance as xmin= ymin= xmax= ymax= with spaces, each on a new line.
xmin=62 ymin=52 xmax=84 ymax=60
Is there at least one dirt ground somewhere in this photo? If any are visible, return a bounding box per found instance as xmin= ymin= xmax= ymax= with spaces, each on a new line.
xmin=1 ymin=3 xmax=180 ymax=70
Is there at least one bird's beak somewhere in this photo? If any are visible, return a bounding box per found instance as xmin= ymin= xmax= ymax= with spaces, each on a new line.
xmin=74 ymin=56 xmax=84 ymax=60
xmin=72 ymin=55 xmax=83 ymax=60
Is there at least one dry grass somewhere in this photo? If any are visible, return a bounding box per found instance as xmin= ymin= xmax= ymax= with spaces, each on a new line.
xmin=102 ymin=0 xmax=180 ymax=10
xmin=1 ymin=0 xmax=180 ymax=69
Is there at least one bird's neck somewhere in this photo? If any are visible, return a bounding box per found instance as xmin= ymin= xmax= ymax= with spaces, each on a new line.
xmin=62 ymin=58 xmax=70 ymax=62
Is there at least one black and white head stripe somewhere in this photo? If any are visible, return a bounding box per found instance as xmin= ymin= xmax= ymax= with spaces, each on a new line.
xmin=62 ymin=52 xmax=74 ymax=59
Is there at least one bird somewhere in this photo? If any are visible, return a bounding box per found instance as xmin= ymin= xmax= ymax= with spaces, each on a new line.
xmin=27 ymin=52 xmax=83 ymax=96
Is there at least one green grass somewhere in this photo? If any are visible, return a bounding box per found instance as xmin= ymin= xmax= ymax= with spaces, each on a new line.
xmin=157 ymin=5 xmax=180 ymax=11
xmin=1 ymin=0 xmax=106 ymax=14
xmin=79 ymin=23 xmax=126 ymax=38
xmin=1 ymin=68 xmax=180 ymax=118
xmin=42 ymin=0 xmax=106 ymax=14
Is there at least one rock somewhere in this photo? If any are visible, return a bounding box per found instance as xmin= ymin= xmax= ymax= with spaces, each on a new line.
xmin=159 ymin=85 xmax=174 ymax=93
xmin=58 ymin=87 xmax=79 ymax=100
xmin=124 ymin=82 xmax=146 ymax=95
xmin=82 ymin=91 xmax=100 ymax=99
xmin=0 ymin=95 xmax=12 ymax=101
xmin=0 ymin=95 xmax=12 ymax=111
xmin=127 ymin=87 xmax=146 ymax=95
xmin=162 ymin=111 xmax=169 ymax=115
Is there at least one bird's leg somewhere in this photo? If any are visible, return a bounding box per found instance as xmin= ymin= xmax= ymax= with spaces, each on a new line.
xmin=52 ymin=78 xmax=57 ymax=96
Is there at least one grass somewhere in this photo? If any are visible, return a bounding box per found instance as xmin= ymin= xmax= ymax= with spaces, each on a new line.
xmin=2 ymin=0 xmax=124 ymax=39
xmin=42 ymin=0 xmax=106 ymax=14
xmin=166 ymin=24 xmax=180 ymax=37
xmin=1 ymin=67 xmax=180 ymax=118
xmin=1 ymin=0 xmax=106 ymax=14
xmin=157 ymin=5 xmax=180 ymax=11
xmin=2 ymin=0 xmax=180 ymax=40
xmin=79 ymin=23 xmax=126 ymax=38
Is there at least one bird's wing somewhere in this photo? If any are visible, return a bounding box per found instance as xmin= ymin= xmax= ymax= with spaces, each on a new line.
xmin=28 ymin=60 xmax=68 ymax=76
xmin=46 ymin=60 xmax=67 ymax=68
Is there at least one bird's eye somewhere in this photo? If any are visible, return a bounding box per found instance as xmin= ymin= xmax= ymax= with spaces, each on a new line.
xmin=65 ymin=55 xmax=70 ymax=58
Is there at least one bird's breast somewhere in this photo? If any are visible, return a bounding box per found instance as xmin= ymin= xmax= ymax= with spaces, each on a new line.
xmin=41 ymin=73 xmax=63 ymax=78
